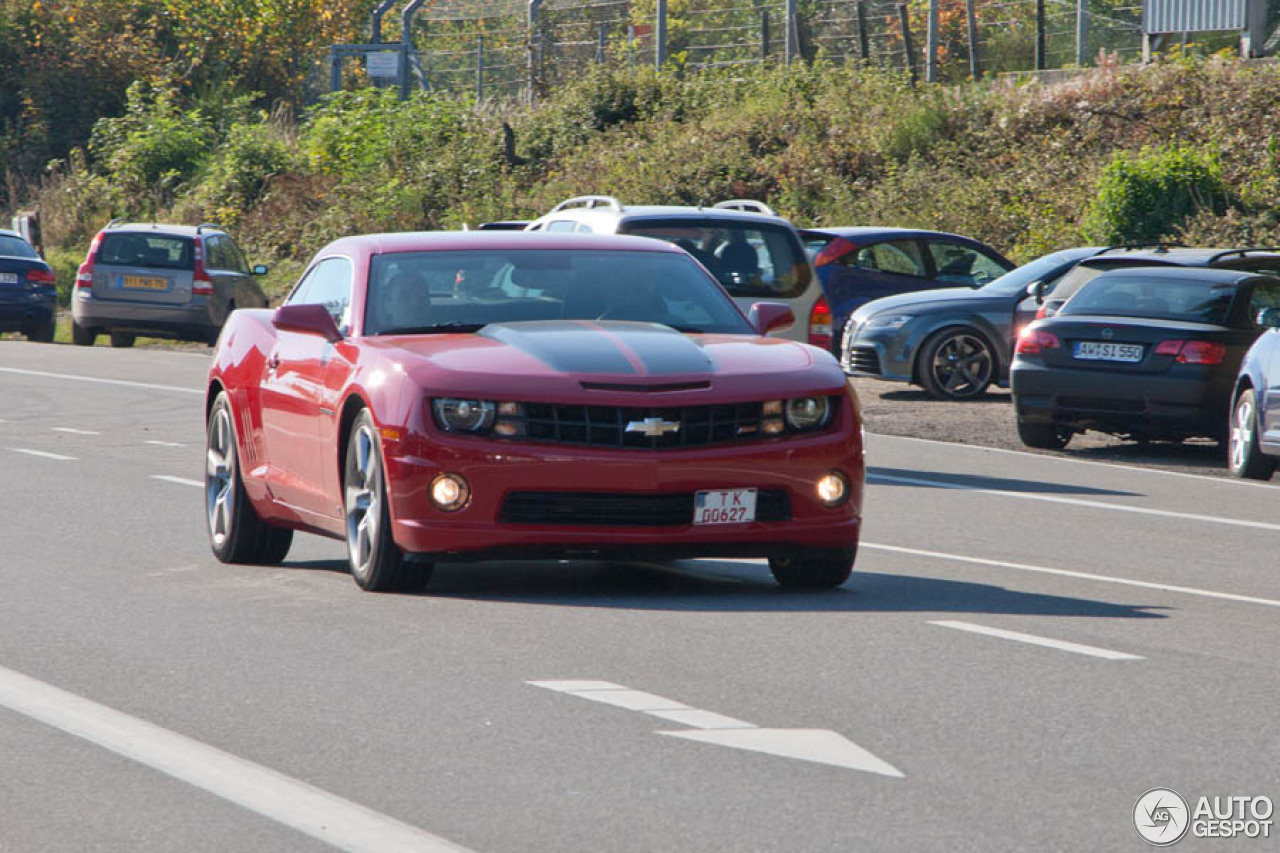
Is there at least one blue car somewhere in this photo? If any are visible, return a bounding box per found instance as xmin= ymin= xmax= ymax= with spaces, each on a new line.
xmin=800 ymin=227 xmax=1014 ymax=357
xmin=1229 ymin=306 xmax=1280 ymax=479
xmin=0 ymin=228 xmax=56 ymax=342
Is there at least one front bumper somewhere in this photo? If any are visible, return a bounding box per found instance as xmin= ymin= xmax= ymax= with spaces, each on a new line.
xmin=842 ymin=324 xmax=915 ymax=383
xmin=382 ymin=429 xmax=864 ymax=561
xmin=1011 ymin=359 xmax=1231 ymax=439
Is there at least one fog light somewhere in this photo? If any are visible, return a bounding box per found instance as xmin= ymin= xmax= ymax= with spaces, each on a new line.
xmin=430 ymin=473 xmax=470 ymax=511
xmin=816 ymin=471 xmax=849 ymax=507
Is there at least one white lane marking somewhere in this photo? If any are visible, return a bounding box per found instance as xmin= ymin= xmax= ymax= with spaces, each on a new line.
xmin=529 ymin=680 xmax=902 ymax=776
xmin=151 ymin=475 xmax=203 ymax=488
xmin=929 ymin=620 xmax=1143 ymax=661
xmin=0 ymin=664 xmax=476 ymax=853
xmin=868 ymin=472 xmax=1280 ymax=533
xmin=868 ymin=431 xmax=1279 ymax=490
xmin=8 ymin=447 xmax=77 ymax=461
xmin=863 ymin=542 xmax=1280 ymax=610
xmin=51 ymin=427 xmax=100 ymax=435
xmin=145 ymin=440 xmax=188 ymax=448
xmin=0 ymin=366 xmax=202 ymax=395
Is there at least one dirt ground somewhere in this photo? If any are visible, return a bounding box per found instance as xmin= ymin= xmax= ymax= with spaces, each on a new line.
xmin=847 ymin=376 xmax=1234 ymax=480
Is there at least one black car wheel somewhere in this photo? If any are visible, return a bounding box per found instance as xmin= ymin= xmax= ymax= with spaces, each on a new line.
xmin=919 ymin=329 xmax=995 ymax=400
xmin=768 ymin=547 xmax=856 ymax=590
xmin=206 ymin=391 xmax=293 ymax=564
xmin=71 ymin=321 xmax=96 ymax=347
xmin=1017 ymin=419 xmax=1073 ymax=450
xmin=26 ymin=321 xmax=54 ymax=343
xmin=1228 ymin=388 xmax=1275 ymax=480
xmin=109 ymin=332 xmax=136 ymax=348
xmin=344 ymin=409 xmax=433 ymax=592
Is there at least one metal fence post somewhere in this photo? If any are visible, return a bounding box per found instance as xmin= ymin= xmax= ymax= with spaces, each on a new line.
xmin=966 ymin=0 xmax=980 ymax=79
xmin=477 ymin=35 xmax=485 ymax=102
xmin=1034 ymin=0 xmax=1046 ymax=70
xmin=656 ymin=0 xmax=668 ymax=68
xmin=370 ymin=0 xmax=396 ymax=44
xmin=598 ymin=23 xmax=607 ymax=63
xmin=1075 ymin=0 xmax=1089 ymax=66
xmin=857 ymin=2 xmax=870 ymax=62
xmin=329 ymin=45 xmax=342 ymax=92
xmin=761 ymin=10 xmax=770 ymax=60
xmin=784 ymin=0 xmax=797 ymax=65
xmin=926 ymin=0 xmax=939 ymax=83
xmin=898 ymin=4 xmax=917 ymax=84
xmin=400 ymin=0 xmax=426 ymax=100
xmin=528 ymin=0 xmax=544 ymax=103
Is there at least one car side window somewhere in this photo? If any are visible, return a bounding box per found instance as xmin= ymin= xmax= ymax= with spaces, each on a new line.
xmin=850 ymin=240 xmax=926 ymax=277
xmin=546 ymin=220 xmax=577 ymax=232
xmin=287 ymin=257 xmax=353 ymax=330
xmin=1248 ymin=283 xmax=1280 ymax=326
xmin=223 ymin=237 xmax=250 ymax=274
xmin=203 ymin=236 xmax=230 ymax=271
xmin=927 ymin=241 xmax=1007 ymax=285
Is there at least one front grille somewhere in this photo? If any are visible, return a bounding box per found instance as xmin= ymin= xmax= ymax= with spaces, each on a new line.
xmin=514 ymin=402 xmax=769 ymax=449
xmin=1057 ymin=396 xmax=1145 ymax=413
xmin=499 ymin=490 xmax=792 ymax=526
xmin=845 ymin=346 xmax=882 ymax=375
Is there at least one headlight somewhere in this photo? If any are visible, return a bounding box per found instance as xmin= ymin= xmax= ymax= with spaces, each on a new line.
xmin=432 ymin=399 xmax=496 ymax=433
xmin=784 ymin=397 xmax=831 ymax=430
xmin=864 ymin=314 xmax=912 ymax=330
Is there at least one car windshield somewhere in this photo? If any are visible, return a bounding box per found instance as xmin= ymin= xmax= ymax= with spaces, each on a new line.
xmin=0 ymin=235 xmax=39 ymax=259
xmin=1060 ymin=275 xmax=1237 ymax=325
xmin=618 ymin=218 xmax=811 ymax=298
xmin=365 ymin=249 xmax=755 ymax=336
xmin=98 ymin=233 xmax=194 ymax=270
xmin=980 ymin=250 xmax=1089 ymax=296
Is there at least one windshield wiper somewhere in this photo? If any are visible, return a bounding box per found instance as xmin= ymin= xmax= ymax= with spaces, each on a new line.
xmin=378 ymin=322 xmax=486 ymax=335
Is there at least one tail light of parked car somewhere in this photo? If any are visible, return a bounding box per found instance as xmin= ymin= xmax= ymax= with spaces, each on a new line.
xmin=25 ymin=268 xmax=55 ymax=286
xmin=1154 ymin=339 xmax=1226 ymax=365
xmin=76 ymin=232 xmax=103 ymax=289
xmin=192 ymin=241 xmax=213 ymax=295
xmin=809 ymin=295 xmax=833 ymax=350
xmin=1015 ymin=328 xmax=1060 ymax=355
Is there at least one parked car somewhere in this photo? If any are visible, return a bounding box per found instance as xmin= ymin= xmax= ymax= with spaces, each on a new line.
xmin=840 ymin=247 xmax=1100 ymax=400
xmin=72 ymin=221 xmax=270 ymax=347
xmin=524 ymin=196 xmax=825 ymax=347
xmin=1228 ymin=306 xmax=1280 ymax=479
xmin=205 ymin=231 xmax=864 ymax=592
xmin=1011 ymin=266 xmax=1280 ymax=449
xmin=0 ymin=228 xmax=56 ymax=342
xmin=1032 ymin=245 xmax=1280 ymax=319
xmin=800 ymin=226 xmax=1015 ymax=357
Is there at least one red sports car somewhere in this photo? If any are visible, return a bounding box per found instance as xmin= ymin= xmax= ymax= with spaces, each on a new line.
xmin=204 ymin=232 xmax=864 ymax=592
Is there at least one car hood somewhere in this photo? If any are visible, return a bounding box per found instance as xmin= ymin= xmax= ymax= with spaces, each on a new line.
xmin=851 ymin=286 xmax=998 ymax=321
xmin=366 ymin=321 xmax=842 ymax=400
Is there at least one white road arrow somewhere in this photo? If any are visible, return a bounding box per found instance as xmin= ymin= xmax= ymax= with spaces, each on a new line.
xmin=529 ymin=680 xmax=903 ymax=778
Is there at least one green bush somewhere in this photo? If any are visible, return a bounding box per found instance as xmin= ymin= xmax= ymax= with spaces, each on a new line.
xmin=195 ymin=120 xmax=301 ymax=226
xmin=1083 ymin=144 xmax=1228 ymax=244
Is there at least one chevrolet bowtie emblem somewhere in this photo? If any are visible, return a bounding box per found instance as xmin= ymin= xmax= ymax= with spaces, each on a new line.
xmin=626 ymin=417 xmax=681 ymax=437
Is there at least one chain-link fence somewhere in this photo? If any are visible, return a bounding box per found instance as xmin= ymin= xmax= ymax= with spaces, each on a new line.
xmin=331 ymin=1 xmax=1261 ymax=101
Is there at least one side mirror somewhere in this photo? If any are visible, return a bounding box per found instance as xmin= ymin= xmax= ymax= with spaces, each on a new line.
xmin=1026 ymin=281 xmax=1046 ymax=302
xmin=252 ymin=264 xmax=269 ymax=276
xmin=272 ymin=304 xmax=342 ymax=343
xmin=748 ymin=302 xmax=795 ymax=336
xmin=1258 ymin=307 xmax=1280 ymax=330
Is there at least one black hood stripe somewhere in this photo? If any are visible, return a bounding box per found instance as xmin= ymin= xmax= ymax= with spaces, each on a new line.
xmin=479 ymin=321 xmax=714 ymax=376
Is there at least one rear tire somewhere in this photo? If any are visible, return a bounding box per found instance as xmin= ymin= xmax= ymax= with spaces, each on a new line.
xmin=1017 ymin=419 xmax=1073 ymax=450
xmin=344 ymin=409 xmax=433 ymax=592
xmin=918 ymin=328 xmax=995 ymax=400
xmin=71 ymin=321 xmax=96 ymax=347
xmin=206 ymin=391 xmax=293 ymax=564
xmin=768 ymin=546 xmax=856 ymax=590
xmin=109 ymin=331 xmax=136 ymax=348
xmin=26 ymin=321 xmax=54 ymax=343
xmin=1228 ymin=388 xmax=1275 ymax=480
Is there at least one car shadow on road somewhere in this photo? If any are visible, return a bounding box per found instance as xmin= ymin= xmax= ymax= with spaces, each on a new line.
xmin=867 ymin=466 xmax=1143 ymax=497
xmin=876 ymin=388 xmax=1012 ymax=405
xmin=401 ymin=559 xmax=1167 ymax=619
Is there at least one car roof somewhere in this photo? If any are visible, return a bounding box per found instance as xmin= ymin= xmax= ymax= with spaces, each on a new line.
xmin=1081 ymin=246 xmax=1280 ymax=266
xmin=1084 ymin=265 xmax=1278 ymax=286
xmin=320 ymin=230 xmax=690 ymax=256
xmin=803 ymin=226 xmax=981 ymax=242
xmin=100 ymin=222 xmax=222 ymax=237
xmin=531 ymin=201 xmax=796 ymax=228
xmin=0 ymin=228 xmax=23 ymax=239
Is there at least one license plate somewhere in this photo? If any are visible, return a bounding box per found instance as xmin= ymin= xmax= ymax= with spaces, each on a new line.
xmin=0 ymin=272 xmax=16 ymax=285
xmin=693 ymin=488 xmax=757 ymax=525
xmin=1073 ymin=341 xmax=1143 ymax=363
xmin=121 ymin=274 xmax=168 ymax=291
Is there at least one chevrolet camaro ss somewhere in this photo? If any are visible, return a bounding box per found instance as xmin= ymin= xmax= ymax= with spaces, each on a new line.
xmin=205 ymin=232 xmax=864 ymax=592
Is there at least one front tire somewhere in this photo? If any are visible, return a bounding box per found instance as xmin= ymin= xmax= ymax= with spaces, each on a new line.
xmin=344 ymin=410 xmax=433 ymax=592
xmin=918 ymin=328 xmax=995 ymax=400
xmin=1229 ymin=388 xmax=1275 ymax=480
xmin=26 ymin=321 xmax=55 ymax=343
xmin=1017 ymin=419 xmax=1073 ymax=450
xmin=768 ymin=546 xmax=856 ymax=590
xmin=206 ymin=391 xmax=293 ymax=564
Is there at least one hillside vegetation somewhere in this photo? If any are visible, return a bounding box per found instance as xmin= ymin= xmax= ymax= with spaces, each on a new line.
xmin=18 ymin=56 xmax=1280 ymax=301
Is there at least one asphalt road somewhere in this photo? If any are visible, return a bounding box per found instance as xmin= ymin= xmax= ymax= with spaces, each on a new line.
xmin=2 ymin=340 xmax=1278 ymax=852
